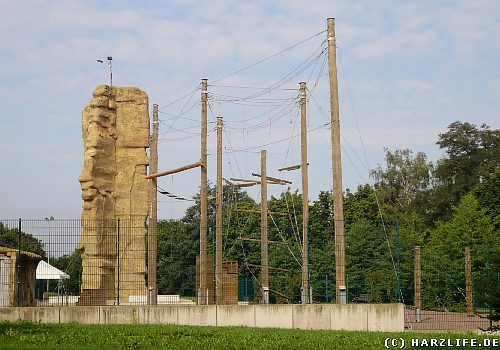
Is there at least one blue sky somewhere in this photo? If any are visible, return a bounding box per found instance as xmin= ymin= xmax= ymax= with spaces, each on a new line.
xmin=0 ymin=0 xmax=498 ymax=220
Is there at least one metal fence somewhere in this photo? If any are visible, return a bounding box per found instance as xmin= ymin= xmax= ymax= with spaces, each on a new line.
xmin=0 ymin=218 xmax=498 ymax=331
xmin=402 ymin=245 xmax=498 ymax=331
xmin=0 ymin=218 xmax=151 ymax=306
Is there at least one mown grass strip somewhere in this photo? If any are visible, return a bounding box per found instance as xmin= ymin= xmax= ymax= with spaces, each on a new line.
xmin=0 ymin=321 xmax=496 ymax=349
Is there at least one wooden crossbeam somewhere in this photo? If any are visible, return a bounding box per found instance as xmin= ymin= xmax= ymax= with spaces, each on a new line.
xmin=251 ymin=172 xmax=292 ymax=185
xmin=234 ymin=209 xmax=287 ymax=216
xmin=229 ymin=181 xmax=286 ymax=186
xmin=229 ymin=178 xmax=260 ymax=183
xmin=146 ymin=161 xmax=204 ymax=179
xmin=278 ymin=164 xmax=301 ymax=172
xmin=266 ymin=181 xmax=287 ymax=185
xmin=267 ymin=211 xmax=288 ymax=217
xmin=227 ymin=183 xmax=258 ymax=188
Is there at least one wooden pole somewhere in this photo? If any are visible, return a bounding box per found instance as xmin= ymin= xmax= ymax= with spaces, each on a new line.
xmin=215 ymin=116 xmax=223 ymax=304
xmin=465 ymin=246 xmax=473 ymax=316
xmin=199 ymin=79 xmax=208 ymax=305
xmin=147 ymin=103 xmax=158 ymax=305
xmin=414 ymin=245 xmax=421 ymax=322
xmin=261 ymin=150 xmax=269 ymax=304
xmin=327 ymin=17 xmax=346 ymax=304
xmin=146 ymin=162 xmax=204 ymax=179
xmin=300 ymin=82 xmax=310 ymax=304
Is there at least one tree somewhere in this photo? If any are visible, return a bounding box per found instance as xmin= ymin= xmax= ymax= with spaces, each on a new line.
xmin=308 ymin=190 xmax=332 ymax=248
xmin=156 ymin=220 xmax=198 ymax=296
xmin=344 ymin=184 xmax=380 ymax=229
xmin=473 ymin=245 xmax=500 ymax=329
xmin=0 ymin=222 xmax=46 ymax=257
xmin=51 ymin=250 xmax=82 ymax=295
xmin=346 ymin=219 xmax=394 ymax=302
xmin=431 ymin=193 xmax=496 ymax=248
xmin=425 ymin=193 xmax=498 ymax=310
xmin=370 ymin=148 xmax=433 ymax=220
xmin=431 ymin=121 xmax=499 ymax=221
xmin=475 ymin=169 xmax=500 ymax=230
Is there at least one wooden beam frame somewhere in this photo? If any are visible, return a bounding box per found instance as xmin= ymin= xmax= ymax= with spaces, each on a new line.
xmin=145 ymin=161 xmax=204 ymax=179
xmin=251 ymin=172 xmax=292 ymax=185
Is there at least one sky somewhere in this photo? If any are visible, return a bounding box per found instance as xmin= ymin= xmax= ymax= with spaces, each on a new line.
xmin=0 ymin=0 xmax=499 ymax=221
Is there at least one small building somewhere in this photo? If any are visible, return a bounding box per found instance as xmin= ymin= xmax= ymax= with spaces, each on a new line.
xmin=0 ymin=245 xmax=42 ymax=307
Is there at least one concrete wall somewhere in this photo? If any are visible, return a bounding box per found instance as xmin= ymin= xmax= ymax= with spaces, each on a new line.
xmin=0 ymin=304 xmax=404 ymax=332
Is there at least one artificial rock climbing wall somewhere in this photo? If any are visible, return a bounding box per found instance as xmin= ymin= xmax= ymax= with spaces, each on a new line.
xmin=78 ymin=85 xmax=149 ymax=305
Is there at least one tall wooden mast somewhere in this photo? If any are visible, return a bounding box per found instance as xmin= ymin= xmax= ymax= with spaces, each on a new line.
xmin=327 ymin=17 xmax=346 ymax=304
xmin=260 ymin=150 xmax=269 ymax=304
xmin=147 ymin=103 xmax=158 ymax=305
xmin=199 ymin=79 xmax=208 ymax=304
xmin=215 ymin=116 xmax=223 ymax=304
xmin=300 ymin=82 xmax=310 ymax=304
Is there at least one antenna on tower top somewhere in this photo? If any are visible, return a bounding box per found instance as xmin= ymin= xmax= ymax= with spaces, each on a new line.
xmin=97 ymin=56 xmax=113 ymax=87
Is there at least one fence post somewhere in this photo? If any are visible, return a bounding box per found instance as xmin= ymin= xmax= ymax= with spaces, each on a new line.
xmin=245 ymin=277 xmax=248 ymax=302
xmin=396 ymin=220 xmax=401 ymax=303
xmin=325 ymin=275 xmax=328 ymax=303
xmin=465 ymin=246 xmax=473 ymax=316
xmin=308 ymin=225 xmax=312 ymax=304
xmin=346 ymin=273 xmax=349 ymax=303
xmin=117 ymin=218 xmax=120 ymax=306
xmin=17 ymin=218 xmax=21 ymax=307
xmin=414 ymin=245 xmax=421 ymax=322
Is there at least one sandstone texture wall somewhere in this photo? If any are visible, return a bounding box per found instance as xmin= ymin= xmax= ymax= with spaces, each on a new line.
xmin=78 ymin=85 xmax=149 ymax=304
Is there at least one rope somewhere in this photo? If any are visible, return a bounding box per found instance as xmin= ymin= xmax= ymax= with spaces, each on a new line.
xmin=269 ymin=214 xmax=302 ymax=267
xmin=212 ymin=30 xmax=326 ymax=84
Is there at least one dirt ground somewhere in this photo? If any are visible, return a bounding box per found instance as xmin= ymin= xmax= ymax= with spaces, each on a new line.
xmin=405 ymin=308 xmax=496 ymax=331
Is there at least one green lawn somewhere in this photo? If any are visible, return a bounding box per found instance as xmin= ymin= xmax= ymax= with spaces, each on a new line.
xmin=0 ymin=321 xmax=496 ymax=349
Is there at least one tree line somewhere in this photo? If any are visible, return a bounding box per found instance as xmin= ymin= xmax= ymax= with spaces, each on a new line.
xmin=155 ymin=121 xmax=499 ymax=312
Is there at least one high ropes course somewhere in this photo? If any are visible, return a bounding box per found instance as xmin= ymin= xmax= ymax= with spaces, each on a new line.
xmin=146 ymin=18 xmax=398 ymax=306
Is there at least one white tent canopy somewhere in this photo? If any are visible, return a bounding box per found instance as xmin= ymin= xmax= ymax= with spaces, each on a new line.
xmin=36 ymin=260 xmax=69 ymax=280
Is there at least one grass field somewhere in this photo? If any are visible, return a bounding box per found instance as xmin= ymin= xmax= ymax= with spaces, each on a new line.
xmin=0 ymin=321 xmax=497 ymax=349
